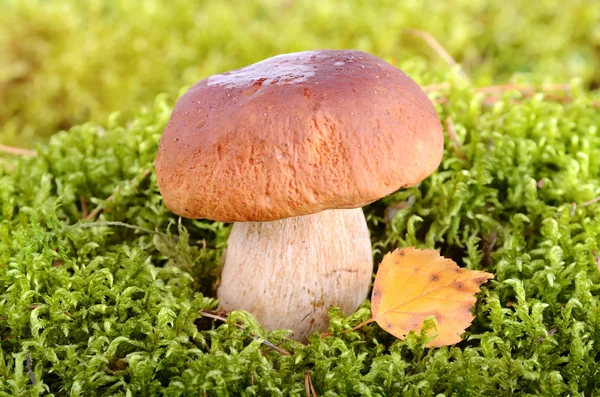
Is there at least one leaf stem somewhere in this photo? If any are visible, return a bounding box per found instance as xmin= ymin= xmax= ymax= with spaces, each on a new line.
xmin=199 ymin=311 xmax=291 ymax=356
xmin=320 ymin=318 xmax=375 ymax=339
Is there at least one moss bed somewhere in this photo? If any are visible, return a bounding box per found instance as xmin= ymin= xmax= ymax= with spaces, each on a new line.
xmin=2 ymin=62 xmax=600 ymax=394
xmin=2 ymin=1 xmax=600 ymax=396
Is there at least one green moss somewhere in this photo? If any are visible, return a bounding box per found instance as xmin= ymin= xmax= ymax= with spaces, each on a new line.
xmin=1 ymin=0 xmax=599 ymax=145
xmin=1 ymin=60 xmax=600 ymax=394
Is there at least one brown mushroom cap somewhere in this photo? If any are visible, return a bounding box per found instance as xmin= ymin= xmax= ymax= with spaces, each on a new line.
xmin=156 ymin=50 xmax=443 ymax=222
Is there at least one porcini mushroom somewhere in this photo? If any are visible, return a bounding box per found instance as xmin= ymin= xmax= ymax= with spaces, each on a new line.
xmin=156 ymin=50 xmax=443 ymax=341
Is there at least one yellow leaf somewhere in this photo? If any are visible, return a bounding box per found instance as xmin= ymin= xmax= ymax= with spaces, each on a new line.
xmin=371 ymin=247 xmax=494 ymax=347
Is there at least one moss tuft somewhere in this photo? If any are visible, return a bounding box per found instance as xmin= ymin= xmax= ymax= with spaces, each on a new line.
xmin=2 ymin=66 xmax=600 ymax=394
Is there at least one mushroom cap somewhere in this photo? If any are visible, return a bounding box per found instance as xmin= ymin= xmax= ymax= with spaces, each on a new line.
xmin=156 ymin=50 xmax=444 ymax=222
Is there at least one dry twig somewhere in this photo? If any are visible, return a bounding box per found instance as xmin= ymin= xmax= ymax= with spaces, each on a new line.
xmin=444 ymin=117 xmax=461 ymax=147
xmin=27 ymin=353 xmax=36 ymax=386
xmin=0 ymin=144 xmax=37 ymax=157
xmin=475 ymin=83 xmax=571 ymax=94
xmin=199 ymin=311 xmax=291 ymax=356
xmin=85 ymin=197 xmax=112 ymax=221
xmin=429 ymin=82 xmax=600 ymax=109
xmin=80 ymin=196 xmax=89 ymax=219
xmin=422 ymin=82 xmax=451 ymax=93
xmin=444 ymin=117 xmax=470 ymax=165
xmin=320 ymin=318 xmax=374 ymax=339
xmin=404 ymin=28 xmax=469 ymax=81
xmin=581 ymin=196 xmax=600 ymax=207
xmin=304 ymin=370 xmax=318 ymax=397
xmin=482 ymin=230 xmax=498 ymax=266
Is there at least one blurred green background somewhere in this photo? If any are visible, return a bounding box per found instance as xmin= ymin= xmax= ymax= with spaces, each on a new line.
xmin=1 ymin=0 xmax=599 ymax=146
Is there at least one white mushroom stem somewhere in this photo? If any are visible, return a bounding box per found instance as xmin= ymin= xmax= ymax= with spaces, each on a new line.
xmin=217 ymin=208 xmax=373 ymax=341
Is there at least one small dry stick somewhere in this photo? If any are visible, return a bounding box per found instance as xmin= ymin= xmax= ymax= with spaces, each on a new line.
xmin=0 ymin=144 xmax=37 ymax=157
xmin=475 ymin=83 xmax=571 ymax=94
xmin=540 ymin=95 xmax=600 ymax=108
xmin=426 ymin=82 xmax=600 ymax=110
xmin=477 ymin=85 xmax=600 ymax=108
xmin=27 ymin=353 xmax=36 ymax=386
xmin=424 ymin=82 xmax=569 ymax=95
xmin=261 ymin=336 xmax=291 ymax=356
xmin=444 ymin=117 xmax=461 ymax=147
xmin=85 ymin=168 xmax=151 ymax=220
xmin=444 ymin=117 xmax=470 ymax=165
xmin=404 ymin=28 xmax=469 ymax=81
xmin=80 ymin=196 xmax=89 ymax=219
xmin=85 ymin=196 xmax=113 ymax=221
xmin=580 ymin=196 xmax=600 ymax=207
xmin=320 ymin=318 xmax=374 ymax=339
xmin=199 ymin=311 xmax=291 ymax=356
xmin=304 ymin=370 xmax=318 ymax=397
xmin=422 ymin=82 xmax=451 ymax=93
xmin=482 ymin=230 xmax=498 ymax=266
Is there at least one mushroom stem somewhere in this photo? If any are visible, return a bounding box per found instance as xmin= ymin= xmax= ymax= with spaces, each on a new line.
xmin=217 ymin=208 xmax=373 ymax=341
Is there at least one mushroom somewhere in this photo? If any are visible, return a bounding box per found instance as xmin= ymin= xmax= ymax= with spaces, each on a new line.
xmin=155 ymin=50 xmax=443 ymax=341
